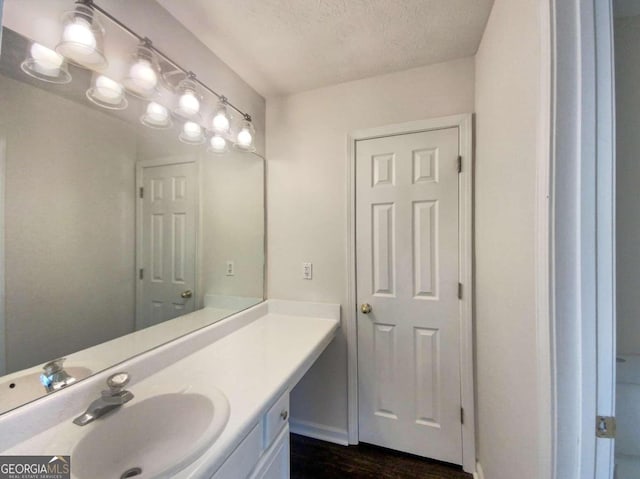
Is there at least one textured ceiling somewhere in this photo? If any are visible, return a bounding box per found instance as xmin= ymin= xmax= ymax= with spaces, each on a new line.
xmin=158 ymin=0 xmax=494 ymax=97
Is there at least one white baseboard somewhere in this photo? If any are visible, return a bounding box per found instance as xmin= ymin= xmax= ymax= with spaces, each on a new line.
xmin=473 ymin=462 xmax=485 ymax=479
xmin=289 ymin=418 xmax=349 ymax=446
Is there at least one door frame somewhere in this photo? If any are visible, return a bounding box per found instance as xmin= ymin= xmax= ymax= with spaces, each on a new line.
xmin=346 ymin=114 xmax=475 ymax=472
xmin=135 ymin=156 xmax=202 ymax=331
xmin=551 ymin=0 xmax=616 ymax=477
xmin=594 ymin=0 xmax=616 ymax=476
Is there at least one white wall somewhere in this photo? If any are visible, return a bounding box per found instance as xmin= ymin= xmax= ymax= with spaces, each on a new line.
xmin=266 ymin=58 xmax=474 ymax=434
xmin=615 ymin=15 xmax=640 ymax=355
xmin=474 ymin=0 xmax=545 ymax=477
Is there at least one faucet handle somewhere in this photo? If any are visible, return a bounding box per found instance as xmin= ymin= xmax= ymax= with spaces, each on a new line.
xmin=105 ymin=372 xmax=130 ymax=395
xmin=42 ymin=358 xmax=67 ymax=375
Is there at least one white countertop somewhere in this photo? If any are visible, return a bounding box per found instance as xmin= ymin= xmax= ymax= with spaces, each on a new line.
xmin=0 ymin=300 xmax=340 ymax=478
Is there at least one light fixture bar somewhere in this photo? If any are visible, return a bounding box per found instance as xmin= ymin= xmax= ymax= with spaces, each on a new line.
xmin=90 ymin=1 xmax=251 ymax=120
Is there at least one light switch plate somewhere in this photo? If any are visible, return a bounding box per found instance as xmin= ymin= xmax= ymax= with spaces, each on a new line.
xmin=302 ymin=262 xmax=313 ymax=280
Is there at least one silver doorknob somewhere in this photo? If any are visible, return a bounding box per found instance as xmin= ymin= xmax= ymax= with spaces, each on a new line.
xmin=181 ymin=290 xmax=193 ymax=299
xmin=360 ymin=303 xmax=372 ymax=314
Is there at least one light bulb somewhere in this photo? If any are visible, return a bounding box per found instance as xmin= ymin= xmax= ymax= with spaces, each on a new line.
xmin=237 ymin=127 xmax=253 ymax=147
xmin=94 ymin=75 xmax=123 ymax=101
xmin=86 ymin=75 xmax=127 ymax=110
xmin=179 ymin=91 xmax=200 ymax=116
xmin=183 ymin=122 xmax=202 ymax=139
xmin=30 ymin=43 xmax=63 ymax=75
xmin=62 ymin=17 xmax=96 ymax=51
xmin=128 ymin=59 xmax=157 ymax=91
xmin=210 ymin=135 xmax=227 ymax=152
xmin=212 ymin=112 xmax=230 ymax=133
xmin=146 ymin=102 xmax=169 ymax=123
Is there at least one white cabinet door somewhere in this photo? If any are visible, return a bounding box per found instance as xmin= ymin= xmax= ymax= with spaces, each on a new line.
xmin=249 ymin=425 xmax=290 ymax=479
xmin=211 ymin=423 xmax=263 ymax=479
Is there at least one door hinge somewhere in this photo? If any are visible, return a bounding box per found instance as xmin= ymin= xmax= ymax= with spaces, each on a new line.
xmin=596 ymin=416 xmax=616 ymax=438
xmin=139 ymin=187 xmax=144 ymax=199
xmin=458 ymin=282 xmax=463 ymax=300
xmin=457 ymin=155 xmax=462 ymax=173
xmin=139 ymin=268 xmax=144 ymax=280
xmin=460 ymin=407 xmax=465 ymax=425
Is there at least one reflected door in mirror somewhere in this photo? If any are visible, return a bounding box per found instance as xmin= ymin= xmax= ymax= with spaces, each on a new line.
xmin=137 ymin=161 xmax=198 ymax=329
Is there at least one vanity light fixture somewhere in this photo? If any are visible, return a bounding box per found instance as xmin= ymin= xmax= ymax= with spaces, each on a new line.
xmin=24 ymin=1 xmax=257 ymax=152
xmin=86 ymin=74 xmax=128 ymax=110
xmin=140 ymin=102 xmax=172 ymax=129
xmin=179 ymin=121 xmax=206 ymax=145
xmin=122 ymin=38 xmax=159 ymax=99
xmin=211 ymin=97 xmax=231 ymax=134
xmin=21 ymin=42 xmax=72 ymax=84
xmin=174 ymin=72 xmax=202 ymax=120
xmin=55 ymin=0 xmax=107 ymax=70
xmin=208 ymin=133 xmax=229 ymax=154
xmin=234 ymin=115 xmax=256 ymax=152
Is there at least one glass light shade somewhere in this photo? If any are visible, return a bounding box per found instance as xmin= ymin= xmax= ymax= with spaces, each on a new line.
xmin=173 ymin=74 xmax=202 ymax=120
xmin=208 ymin=134 xmax=228 ymax=154
xmin=211 ymin=100 xmax=231 ymax=134
xmin=234 ymin=118 xmax=256 ymax=152
xmin=55 ymin=2 xmax=107 ymax=69
xmin=21 ymin=43 xmax=71 ymax=84
xmin=140 ymin=102 xmax=172 ymax=129
xmin=86 ymin=75 xmax=128 ymax=110
xmin=179 ymin=121 xmax=205 ymax=145
xmin=123 ymin=42 xmax=159 ymax=99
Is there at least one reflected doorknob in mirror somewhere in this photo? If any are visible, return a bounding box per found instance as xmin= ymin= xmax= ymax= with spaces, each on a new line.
xmin=360 ymin=303 xmax=372 ymax=314
xmin=181 ymin=290 xmax=193 ymax=299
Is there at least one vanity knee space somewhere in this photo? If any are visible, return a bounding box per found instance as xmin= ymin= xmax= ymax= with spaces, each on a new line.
xmin=212 ymin=391 xmax=290 ymax=479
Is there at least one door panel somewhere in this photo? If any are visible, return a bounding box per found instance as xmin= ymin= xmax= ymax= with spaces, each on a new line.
xmin=137 ymin=161 xmax=197 ymax=329
xmin=356 ymin=127 xmax=461 ymax=464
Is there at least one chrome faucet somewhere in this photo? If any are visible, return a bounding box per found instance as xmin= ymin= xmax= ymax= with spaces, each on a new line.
xmin=73 ymin=372 xmax=134 ymax=426
xmin=40 ymin=358 xmax=76 ymax=393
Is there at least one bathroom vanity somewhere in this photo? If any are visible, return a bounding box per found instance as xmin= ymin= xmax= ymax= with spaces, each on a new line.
xmin=0 ymin=300 xmax=340 ymax=479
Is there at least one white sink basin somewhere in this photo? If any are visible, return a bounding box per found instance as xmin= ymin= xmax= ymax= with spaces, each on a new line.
xmin=0 ymin=366 xmax=92 ymax=413
xmin=72 ymin=390 xmax=230 ymax=479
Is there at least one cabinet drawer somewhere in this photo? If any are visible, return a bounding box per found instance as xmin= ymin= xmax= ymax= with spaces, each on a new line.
xmin=212 ymin=423 xmax=262 ymax=479
xmin=263 ymin=391 xmax=289 ymax=449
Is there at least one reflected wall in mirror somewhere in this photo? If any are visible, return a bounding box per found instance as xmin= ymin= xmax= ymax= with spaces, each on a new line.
xmin=0 ymin=18 xmax=265 ymax=414
xmin=614 ymin=3 xmax=640 ymax=478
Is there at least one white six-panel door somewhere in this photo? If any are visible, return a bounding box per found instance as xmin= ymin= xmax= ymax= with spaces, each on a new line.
xmin=136 ymin=161 xmax=197 ymax=329
xmin=356 ymin=127 xmax=462 ymax=464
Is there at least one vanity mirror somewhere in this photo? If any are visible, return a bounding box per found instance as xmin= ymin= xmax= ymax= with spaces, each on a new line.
xmin=0 ymin=3 xmax=265 ymax=415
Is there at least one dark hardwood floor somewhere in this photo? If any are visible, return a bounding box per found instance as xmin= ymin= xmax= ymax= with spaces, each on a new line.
xmin=290 ymin=434 xmax=473 ymax=479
